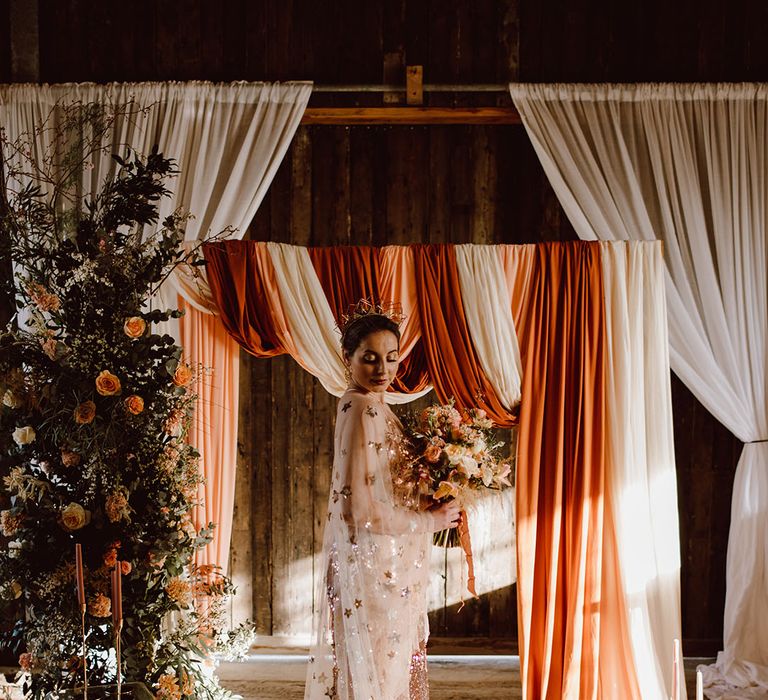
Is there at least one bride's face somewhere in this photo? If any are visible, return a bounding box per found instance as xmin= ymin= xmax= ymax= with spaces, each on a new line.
xmin=344 ymin=330 xmax=400 ymax=394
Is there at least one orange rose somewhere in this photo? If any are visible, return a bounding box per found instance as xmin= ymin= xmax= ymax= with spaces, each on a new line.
xmin=123 ymin=316 xmax=146 ymax=338
xmin=103 ymin=548 xmax=118 ymax=568
xmin=120 ymin=560 xmax=132 ymax=575
xmin=124 ymin=395 xmax=144 ymax=415
xmin=18 ymin=652 xmax=35 ymax=672
xmin=87 ymin=593 xmax=111 ymax=618
xmin=172 ymin=363 xmax=193 ymax=387
xmin=74 ymin=400 xmax=96 ymax=424
xmin=95 ymin=370 xmax=121 ymax=396
xmin=424 ymin=444 xmax=442 ymax=463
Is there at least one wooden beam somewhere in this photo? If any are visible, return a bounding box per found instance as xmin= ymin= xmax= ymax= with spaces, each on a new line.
xmin=301 ymin=107 xmax=521 ymax=125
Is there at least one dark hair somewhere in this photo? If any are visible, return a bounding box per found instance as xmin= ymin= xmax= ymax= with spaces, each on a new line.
xmin=341 ymin=314 xmax=401 ymax=356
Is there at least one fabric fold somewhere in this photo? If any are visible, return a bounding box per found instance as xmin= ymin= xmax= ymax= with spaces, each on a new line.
xmin=515 ymin=241 xmax=641 ymax=700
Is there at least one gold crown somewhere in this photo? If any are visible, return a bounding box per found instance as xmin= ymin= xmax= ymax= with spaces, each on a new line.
xmin=338 ymin=298 xmax=405 ymax=336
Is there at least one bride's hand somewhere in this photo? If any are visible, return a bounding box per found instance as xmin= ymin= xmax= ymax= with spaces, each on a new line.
xmin=430 ymin=500 xmax=461 ymax=532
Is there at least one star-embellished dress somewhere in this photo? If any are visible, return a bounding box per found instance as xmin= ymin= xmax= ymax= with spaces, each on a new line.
xmin=305 ymin=389 xmax=435 ymax=700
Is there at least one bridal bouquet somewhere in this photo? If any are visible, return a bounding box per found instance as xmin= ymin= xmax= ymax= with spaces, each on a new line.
xmin=407 ymin=401 xmax=512 ymax=547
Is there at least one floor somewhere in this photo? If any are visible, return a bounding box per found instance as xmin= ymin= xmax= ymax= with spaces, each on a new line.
xmin=216 ymin=653 xmax=715 ymax=699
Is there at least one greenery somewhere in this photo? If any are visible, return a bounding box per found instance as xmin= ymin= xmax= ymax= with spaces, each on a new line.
xmin=0 ymin=102 xmax=253 ymax=699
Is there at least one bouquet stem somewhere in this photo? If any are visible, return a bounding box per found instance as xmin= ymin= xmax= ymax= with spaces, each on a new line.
xmin=433 ymin=527 xmax=461 ymax=548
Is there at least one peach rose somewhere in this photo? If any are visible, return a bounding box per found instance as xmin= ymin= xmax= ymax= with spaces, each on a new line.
xmin=120 ymin=560 xmax=132 ymax=575
xmin=74 ymin=401 xmax=96 ymax=424
xmin=87 ymin=593 xmax=111 ymax=618
xmin=60 ymin=502 xmax=89 ymax=532
xmin=95 ymin=370 xmax=121 ymax=396
xmin=124 ymin=395 xmax=144 ymax=415
xmin=172 ymin=363 xmax=193 ymax=387
xmin=424 ymin=444 xmax=442 ymax=463
xmin=61 ymin=449 xmax=81 ymax=467
xmin=103 ymin=548 xmax=118 ymax=568
xmin=2 ymin=390 xmax=20 ymax=409
xmin=123 ymin=316 xmax=146 ymax=338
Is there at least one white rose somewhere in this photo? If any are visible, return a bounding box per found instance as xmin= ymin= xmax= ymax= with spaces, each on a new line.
xmin=3 ymin=390 xmax=20 ymax=408
xmin=12 ymin=426 xmax=36 ymax=446
xmin=456 ymin=455 xmax=481 ymax=478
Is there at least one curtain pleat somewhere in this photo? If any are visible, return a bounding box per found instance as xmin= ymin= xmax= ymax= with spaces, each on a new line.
xmin=204 ymin=240 xmax=296 ymax=358
xmin=179 ymin=296 xmax=240 ymax=575
xmin=307 ymin=246 xmax=381 ymax=323
xmin=413 ymin=245 xmax=516 ymax=427
xmin=515 ymin=242 xmax=640 ymax=700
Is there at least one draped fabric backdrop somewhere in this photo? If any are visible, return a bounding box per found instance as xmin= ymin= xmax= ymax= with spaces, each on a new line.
xmin=511 ymin=82 xmax=768 ymax=698
xmin=0 ymin=81 xmax=312 ymax=572
xmin=205 ymin=239 xmax=679 ymax=700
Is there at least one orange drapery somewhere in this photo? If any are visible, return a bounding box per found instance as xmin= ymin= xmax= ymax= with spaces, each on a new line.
xmin=307 ymin=245 xmax=380 ymax=322
xmin=413 ymin=244 xmax=517 ymax=427
xmin=204 ymin=240 xmax=297 ymax=358
xmin=179 ymin=297 xmax=240 ymax=575
xmin=513 ymin=242 xmax=640 ymax=700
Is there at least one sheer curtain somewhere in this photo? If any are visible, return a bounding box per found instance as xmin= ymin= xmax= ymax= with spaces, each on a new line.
xmin=511 ymin=81 xmax=768 ymax=698
xmin=0 ymin=82 xmax=312 ymax=571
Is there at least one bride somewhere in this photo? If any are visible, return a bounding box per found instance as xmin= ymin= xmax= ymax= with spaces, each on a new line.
xmin=304 ymin=304 xmax=460 ymax=700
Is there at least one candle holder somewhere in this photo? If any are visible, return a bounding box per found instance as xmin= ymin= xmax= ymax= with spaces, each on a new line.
xmin=114 ymin=620 xmax=123 ymax=700
xmin=80 ymin=604 xmax=88 ymax=700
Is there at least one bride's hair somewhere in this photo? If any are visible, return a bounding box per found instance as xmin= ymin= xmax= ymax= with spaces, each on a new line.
xmin=341 ymin=314 xmax=401 ymax=356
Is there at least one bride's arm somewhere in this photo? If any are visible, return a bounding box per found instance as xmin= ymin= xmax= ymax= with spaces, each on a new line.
xmin=337 ymin=395 xmax=435 ymax=536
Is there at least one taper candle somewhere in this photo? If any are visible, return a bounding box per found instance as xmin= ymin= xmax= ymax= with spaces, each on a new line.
xmin=115 ymin=561 xmax=122 ymax=621
xmin=75 ymin=543 xmax=85 ymax=607
xmin=696 ymin=669 xmax=703 ymax=700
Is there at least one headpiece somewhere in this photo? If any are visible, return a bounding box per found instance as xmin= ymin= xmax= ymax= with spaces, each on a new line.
xmin=337 ymin=298 xmax=405 ymax=337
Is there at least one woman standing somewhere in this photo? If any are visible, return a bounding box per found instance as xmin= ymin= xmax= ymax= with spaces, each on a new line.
xmin=305 ymin=307 xmax=460 ymax=700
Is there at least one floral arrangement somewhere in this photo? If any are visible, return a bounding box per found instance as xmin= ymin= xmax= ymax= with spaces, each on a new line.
xmin=407 ymin=401 xmax=512 ymax=547
xmin=0 ymin=102 xmax=252 ymax=699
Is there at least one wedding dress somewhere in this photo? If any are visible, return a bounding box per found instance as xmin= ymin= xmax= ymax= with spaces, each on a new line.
xmin=305 ymin=389 xmax=435 ymax=700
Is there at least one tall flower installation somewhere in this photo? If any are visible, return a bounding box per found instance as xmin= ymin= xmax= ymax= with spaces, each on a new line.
xmin=0 ymin=104 xmax=251 ymax=698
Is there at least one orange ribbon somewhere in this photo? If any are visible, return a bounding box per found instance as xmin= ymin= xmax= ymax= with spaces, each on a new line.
xmin=457 ymin=509 xmax=477 ymax=601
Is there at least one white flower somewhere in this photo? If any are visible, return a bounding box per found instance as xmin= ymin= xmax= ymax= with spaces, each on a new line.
xmin=12 ymin=426 xmax=36 ymax=446
xmin=456 ymin=455 xmax=480 ymax=478
xmin=2 ymin=390 xmax=20 ymax=408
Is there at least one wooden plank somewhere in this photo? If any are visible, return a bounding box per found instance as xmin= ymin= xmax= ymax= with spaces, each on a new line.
xmin=9 ymin=0 xmax=39 ymax=82
xmin=230 ymin=348 xmax=254 ymax=626
xmin=427 ymin=127 xmax=451 ymax=243
xmin=301 ymin=107 xmax=521 ymax=125
xmin=311 ymin=126 xmax=350 ymax=244
xmin=471 ymin=126 xmax=496 ymax=244
xmin=251 ymin=352 xmax=274 ymax=634
xmin=385 ymin=127 xmax=428 ymax=244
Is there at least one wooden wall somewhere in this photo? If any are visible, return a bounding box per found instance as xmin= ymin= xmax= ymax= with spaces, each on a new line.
xmin=3 ymin=0 xmax=765 ymax=651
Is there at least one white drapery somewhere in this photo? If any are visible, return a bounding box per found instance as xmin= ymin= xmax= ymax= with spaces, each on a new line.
xmin=0 ymin=81 xmax=312 ymax=308
xmin=0 ymin=81 xmax=312 ymax=572
xmin=455 ymin=244 xmax=522 ymax=410
xmin=511 ymin=81 xmax=768 ymax=698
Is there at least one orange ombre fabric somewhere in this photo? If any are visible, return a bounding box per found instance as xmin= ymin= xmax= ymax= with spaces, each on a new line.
xmin=204 ymin=240 xmax=297 ymax=359
xmin=512 ymin=242 xmax=640 ymax=700
xmin=307 ymin=246 xmax=380 ymax=322
xmin=178 ymin=296 xmax=240 ymax=575
xmin=413 ymin=244 xmax=516 ymax=427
